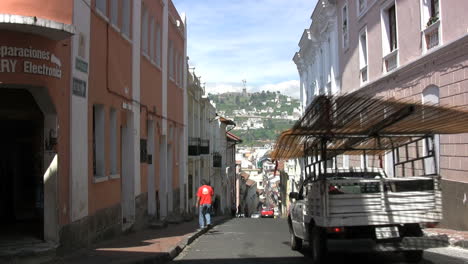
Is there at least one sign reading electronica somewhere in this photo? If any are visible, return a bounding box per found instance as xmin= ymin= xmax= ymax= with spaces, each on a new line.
xmin=0 ymin=46 xmax=62 ymax=79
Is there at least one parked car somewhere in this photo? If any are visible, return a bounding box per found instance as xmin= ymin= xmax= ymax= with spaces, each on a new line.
xmin=261 ymin=208 xmax=274 ymax=218
xmin=251 ymin=212 xmax=261 ymax=218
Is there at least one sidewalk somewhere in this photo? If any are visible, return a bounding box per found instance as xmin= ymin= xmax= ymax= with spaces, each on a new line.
xmin=424 ymin=228 xmax=468 ymax=250
xmin=47 ymin=215 xmax=231 ymax=264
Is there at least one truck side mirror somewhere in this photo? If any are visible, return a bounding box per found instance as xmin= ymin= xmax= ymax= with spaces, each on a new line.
xmin=289 ymin=192 xmax=300 ymax=200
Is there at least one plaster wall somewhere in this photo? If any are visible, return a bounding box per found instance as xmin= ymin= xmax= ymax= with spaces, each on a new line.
xmin=0 ymin=0 xmax=73 ymax=24
xmin=70 ymin=0 xmax=90 ymax=223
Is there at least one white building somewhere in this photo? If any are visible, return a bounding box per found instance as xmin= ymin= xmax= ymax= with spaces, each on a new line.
xmin=293 ymin=0 xmax=340 ymax=110
xmin=187 ymin=72 xmax=240 ymax=215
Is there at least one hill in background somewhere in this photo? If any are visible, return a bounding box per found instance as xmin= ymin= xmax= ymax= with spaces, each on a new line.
xmin=208 ymin=90 xmax=301 ymax=146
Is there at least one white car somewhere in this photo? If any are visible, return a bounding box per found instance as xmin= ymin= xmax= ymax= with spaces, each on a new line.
xmin=250 ymin=212 xmax=261 ymax=218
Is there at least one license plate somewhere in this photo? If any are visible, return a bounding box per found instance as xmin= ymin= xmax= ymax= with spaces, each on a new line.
xmin=375 ymin=226 xmax=399 ymax=239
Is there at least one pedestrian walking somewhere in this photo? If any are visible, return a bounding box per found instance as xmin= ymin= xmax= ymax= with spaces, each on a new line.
xmin=196 ymin=179 xmax=214 ymax=229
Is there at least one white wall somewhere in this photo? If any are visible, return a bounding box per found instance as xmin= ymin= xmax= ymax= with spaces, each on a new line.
xmin=70 ymin=0 xmax=90 ymax=222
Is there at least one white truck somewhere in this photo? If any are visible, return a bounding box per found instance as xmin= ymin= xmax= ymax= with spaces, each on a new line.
xmin=272 ymin=94 xmax=468 ymax=264
xmin=287 ymin=135 xmax=441 ymax=263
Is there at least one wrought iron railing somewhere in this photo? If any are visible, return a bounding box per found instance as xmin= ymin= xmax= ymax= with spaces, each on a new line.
xmin=200 ymin=139 xmax=210 ymax=155
xmin=188 ymin=137 xmax=200 ymax=156
xmin=384 ymin=50 xmax=398 ymax=72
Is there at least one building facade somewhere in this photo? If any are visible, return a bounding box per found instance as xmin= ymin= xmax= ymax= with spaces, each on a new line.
xmin=0 ymin=0 xmax=187 ymax=249
xmin=187 ymin=71 xmax=240 ymax=215
xmin=294 ymin=0 xmax=468 ymax=230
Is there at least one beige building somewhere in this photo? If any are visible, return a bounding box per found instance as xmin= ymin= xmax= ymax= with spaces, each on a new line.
xmin=294 ymin=0 xmax=468 ymax=230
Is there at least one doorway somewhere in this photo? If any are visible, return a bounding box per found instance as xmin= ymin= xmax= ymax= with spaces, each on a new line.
xmin=0 ymin=89 xmax=44 ymax=241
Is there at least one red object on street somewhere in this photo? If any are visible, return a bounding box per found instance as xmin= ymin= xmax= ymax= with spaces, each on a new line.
xmin=261 ymin=208 xmax=274 ymax=218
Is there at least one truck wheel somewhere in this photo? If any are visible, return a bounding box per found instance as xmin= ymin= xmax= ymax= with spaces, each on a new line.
xmin=290 ymin=231 xmax=302 ymax=250
xmin=310 ymin=227 xmax=327 ymax=264
xmin=404 ymin=250 xmax=423 ymax=263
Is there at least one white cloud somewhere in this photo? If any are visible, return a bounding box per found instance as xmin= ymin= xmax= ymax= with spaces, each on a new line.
xmin=174 ymin=0 xmax=316 ymax=88
xmin=258 ymin=80 xmax=301 ymax=99
xmin=205 ymin=83 xmax=243 ymax=94
xmin=205 ymin=80 xmax=301 ymax=99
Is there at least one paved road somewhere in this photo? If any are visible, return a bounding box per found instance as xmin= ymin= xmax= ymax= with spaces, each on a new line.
xmin=172 ymin=218 xmax=468 ymax=264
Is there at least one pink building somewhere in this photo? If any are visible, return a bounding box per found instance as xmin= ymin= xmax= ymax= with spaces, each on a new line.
xmin=0 ymin=0 xmax=188 ymax=255
xmin=295 ymin=0 xmax=468 ymax=230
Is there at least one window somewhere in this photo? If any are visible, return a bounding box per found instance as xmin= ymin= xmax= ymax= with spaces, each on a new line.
xmin=179 ymin=55 xmax=184 ymax=87
xmin=156 ymin=23 xmax=161 ymax=66
xmin=422 ymin=86 xmax=440 ymax=175
xmin=326 ymin=38 xmax=331 ymax=85
xmin=110 ymin=108 xmax=118 ymax=175
xmin=140 ymin=139 xmax=148 ymax=163
xmin=319 ymin=48 xmax=325 ymax=94
xmin=150 ymin=16 xmax=155 ymax=60
xmin=110 ymin=0 xmax=119 ymax=27
xmin=388 ymin=5 xmax=397 ymax=52
xmin=342 ymin=3 xmax=349 ymax=49
xmin=357 ymin=0 xmax=367 ymax=16
xmin=93 ymin=105 xmax=105 ymax=177
xmin=430 ymin=0 xmax=439 ymax=20
xmin=169 ymin=40 xmax=174 ymax=79
xmin=175 ymin=52 xmax=179 ymax=85
xmin=359 ymin=27 xmax=368 ymax=84
xmin=96 ymin=0 xmax=107 ymax=16
xmin=421 ymin=0 xmax=440 ymax=51
xmin=382 ymin=2 xmax=398 ymax=72
xmin=141 ymin=5 xmax=149 ymax=55
xmin=122 ymin=0 xmax=131 ymax=38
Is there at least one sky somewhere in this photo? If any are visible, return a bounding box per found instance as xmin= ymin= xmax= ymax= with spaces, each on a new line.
xmin=172 ymin=0 xmax=317 ymax=99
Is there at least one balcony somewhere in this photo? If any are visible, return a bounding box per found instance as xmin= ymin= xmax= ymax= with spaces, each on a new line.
xmin=423 ymin=20 xmax=440 ymax=52
xmin=383 ymin=49 xmax=398 ymax=73
xmin=188 ymin=137 xmax=200 ymax=156
xmin=213 ymin=152 xmax=222 ymax=168
xmin=200 ymin=139 xmax=210 ymax=155
xmin=360 ymin=66 xmax=368 ymax=84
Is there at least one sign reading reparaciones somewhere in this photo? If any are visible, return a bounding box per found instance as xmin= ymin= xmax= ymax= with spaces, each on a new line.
xmin=0 ymin=45 xmax=62 ymax=79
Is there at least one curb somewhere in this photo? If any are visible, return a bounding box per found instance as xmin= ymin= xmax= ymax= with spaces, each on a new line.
xmin=423 ymin=230 xmax=468 ymax=250
xmin=130 ymin=216 xmax=231 ymax=264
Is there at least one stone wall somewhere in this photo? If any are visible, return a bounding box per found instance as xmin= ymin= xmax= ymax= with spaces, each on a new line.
xmin=441 ymin=180 xmax=468 ymax=230
xmin=58 ymin=204 xmax=121 ymax=254
xmin=135 ymin=192 xmax=149 ymax=230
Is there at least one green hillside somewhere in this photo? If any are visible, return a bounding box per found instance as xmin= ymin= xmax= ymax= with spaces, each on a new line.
xmin=208 ymin=91 xmax=300 ymax=146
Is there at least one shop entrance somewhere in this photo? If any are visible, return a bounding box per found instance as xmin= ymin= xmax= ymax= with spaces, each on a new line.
xmin=0 ymin=89 xmax=44 ymax=241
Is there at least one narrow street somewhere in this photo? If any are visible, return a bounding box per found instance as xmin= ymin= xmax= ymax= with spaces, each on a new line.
xmin=172 ymin=218 xmax=468 ymax=264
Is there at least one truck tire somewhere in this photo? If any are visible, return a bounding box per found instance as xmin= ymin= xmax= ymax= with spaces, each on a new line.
xmin=290 ymin=231 xmax=303 ymax=250
xmin=288 ymin=217 xmax=302 ymax=250
xmin=310 ymin=226 xmax=327 ymax=264
xmin=402 ymin=224 xmax=424 ymax=262
xmin=404 ymin=250 xmax=423 ymax=263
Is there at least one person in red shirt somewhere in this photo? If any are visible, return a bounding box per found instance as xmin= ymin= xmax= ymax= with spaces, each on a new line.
xmin=196 ymin=179 xmax=214 ymax=228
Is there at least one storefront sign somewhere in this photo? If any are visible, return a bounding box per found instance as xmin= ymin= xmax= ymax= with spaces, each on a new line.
xmin=72 ymin=78 xmax=87 ymax=98
xmin=75 ymin=57 xmax=88 ymax=73
xmin=0 ymin=46 xmax=62 ymax=79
